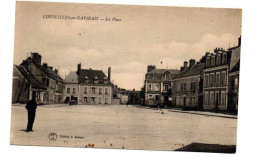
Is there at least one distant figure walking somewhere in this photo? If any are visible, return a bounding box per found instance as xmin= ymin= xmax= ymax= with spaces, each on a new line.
xmin=25 ymin=95 xmax=37 ymax=132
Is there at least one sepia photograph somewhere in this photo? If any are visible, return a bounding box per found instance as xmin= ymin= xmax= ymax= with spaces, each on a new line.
xmin=10 ymin=1 xmax=242 ymax=153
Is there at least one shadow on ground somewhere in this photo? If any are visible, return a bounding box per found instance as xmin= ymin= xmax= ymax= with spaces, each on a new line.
xmin=175 ymin=143 xmax=236 ymax=153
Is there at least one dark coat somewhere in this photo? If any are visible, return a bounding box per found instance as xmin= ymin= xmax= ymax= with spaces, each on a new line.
xmin=25 ymin=99 xmax=37 ymax=111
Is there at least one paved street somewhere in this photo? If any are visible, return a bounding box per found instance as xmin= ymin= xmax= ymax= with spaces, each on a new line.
xmin=10 ymin=104 xmax=237 ymax=151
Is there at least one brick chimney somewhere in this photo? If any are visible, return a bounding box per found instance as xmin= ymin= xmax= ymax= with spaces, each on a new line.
xmin=43 ymin=62 xmax=48 ymax=69
xmin=147 ymin=65 xmax=156 ymax=72
xmin=189 ymin=59 xmax=196 ymax=68
xmin=54 ymin=69 xmax=58 ymax=74
xmin=108 ymin=67 xmax=111 ymax=81
xmin=183 ymin=61 xmax=188 ymax=69
xmin=77 ymin=63 xmax=81 ymax=75
xmin=31 ymin=52 xmax=42 ymax=64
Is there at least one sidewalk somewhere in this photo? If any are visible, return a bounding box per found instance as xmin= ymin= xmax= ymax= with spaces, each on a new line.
xmin=134 ymin=105 xmax=237 ymax=119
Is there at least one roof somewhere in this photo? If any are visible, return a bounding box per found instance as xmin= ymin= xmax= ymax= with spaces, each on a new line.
xmin=78 ymin=69 xmax=111 ymax=84
xmin=15 ymin=65 xmax=46 ymax=90
xmin=230 ymin=60 xmax=240 ymax=73
xmin=174 ymin=63 xmax=205 ymax=79
xmin=23 ymin=57 xmax=64 ymax=84
xmin=65 ymin=71 xmax=78 ymax=83
xmin=147 ymin=69 xmax=179 ymax=74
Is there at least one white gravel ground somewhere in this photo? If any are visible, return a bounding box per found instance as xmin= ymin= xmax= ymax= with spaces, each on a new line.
xmin=10 ymin=104 xmax=237 ymax=151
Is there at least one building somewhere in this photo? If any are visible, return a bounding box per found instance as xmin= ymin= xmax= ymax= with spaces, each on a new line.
xmin=19 ymin=52 xmax=65 ymax=104
xmin=12 ymin=65 xmax=46 ymax=104
xmin=125 ymin=89 xmax=141 ymax=105
xmin=144 ymin=65 xmax=179 ymax=106
xmin=172 ymin=59 xmax=205 ymax=109
xmin=64 ymin=64 xmax=113 ymax=105
xmin=203 ymin=37 xmax=241 ymax=111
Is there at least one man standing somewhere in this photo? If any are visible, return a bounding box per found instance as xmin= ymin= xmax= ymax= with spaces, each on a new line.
xmin=25 ymin=95 xmax=37 ymax=132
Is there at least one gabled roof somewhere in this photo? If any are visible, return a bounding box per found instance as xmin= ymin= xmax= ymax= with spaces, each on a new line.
xmin=78 ymin=69 xmax=110 ymax=84
xmin=174 ymin=63 xmax=205 ymax=79
xmin=22 ymin=57 xmax=64 ymax=84
xmin=15 ymin=65 xmax=46 ymax=90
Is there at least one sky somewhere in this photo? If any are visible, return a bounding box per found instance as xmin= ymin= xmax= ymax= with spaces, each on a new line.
xmin=13 ymin=1 xmax=242 ymax=90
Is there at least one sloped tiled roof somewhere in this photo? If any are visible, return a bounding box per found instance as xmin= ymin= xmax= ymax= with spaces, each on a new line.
xmin=78 ymin=69 xmax=110 ymax=84
xmin=174 ymin=63 xmax=205 ymax=79
xmin=147 ymin=69 xmax=179 ymax=74
xmin=23 ymin=57 xmax=64 ymax=84
xmin=15 ymin=65 xmax=46 ymax=90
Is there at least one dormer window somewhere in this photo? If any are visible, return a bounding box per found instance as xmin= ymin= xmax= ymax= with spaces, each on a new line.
xmin=94 ymin=76 xmax=99 ymax=84
xmin=164 ymin=71 xmax=170 ymax=80
xmin=103 ymin=76 xmax=108 ymax=84
xmin=84 ymin=76 xmax=89 ymax=83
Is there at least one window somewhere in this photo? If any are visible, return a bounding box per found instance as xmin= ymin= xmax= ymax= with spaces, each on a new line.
xmin=148 ymin=95 xmax=153 ymax=100
xmin=105 ymin=88 xmax=108 ymax=95
xmin=90 ymin=97 xmax=95 ymax=103
xmin=204 ymin=92 xmax=209 ymax=105
xmin=221 ymin=91 xmax=226 ymax=106
xmin=72 ymin=88 xmax=76 ymax=94
xmin=210 ymin=91 xmax=214 ymax=105
xmin=91 ymin=87 xmax=96 ymax=94
xmin=209 ymin=73 xmax=214 ymax=87
xmin=67 ymin=88 xmax=70 ymax=94
xmin=216 ymin=72 xmax=220 ymax=87
xmin=205 ymin=74 xmax=209 ymax=87
xmin=105 ymin=98 xmax=108 ymax=104
xmin=84 ymin=97 xmax=88 ymax=103
xmin=221 ymin=71 xmax=226 ymax=86
xmin=99 ymin=88 xmax=102 ymax=94
xmin=84 ymin=87 xmax=87 ymax=94
xmin=148 ymin=84 xmax=152 ymax=91
xmin=190 ymin=82 xmax=196 ymax=92
xmin=98 ymin=97 xmax=101 ymax=104
xmin=164 ymin=84 xmax=170 ymax=91
xmin=155 ymin=84 xmax=160 ymax=91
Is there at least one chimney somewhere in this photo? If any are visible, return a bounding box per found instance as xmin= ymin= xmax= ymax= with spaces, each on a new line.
xmin=77 ymin=63 xmax=81 ymax=75
xmin=54 ymin=69 xmax=58 ymax=74
xmin=108 ymin=67 xmax=111 ymax=81
xmin=20 ymin=60 xmax=30 ymax=70
xmin=31 ymin=52 xmax=42 ymax=64
xmin=189 ymin=59 xmax=196 ymax=68
xmin=147 ymin=65 xmax=156 ymax=72
xmin=183 ymin=61 xmax=188 ymax=69
xmin=238 ymin=36 xmax=241 ymax=46
xmin=43 ymin=62 xmax=48 ymax=69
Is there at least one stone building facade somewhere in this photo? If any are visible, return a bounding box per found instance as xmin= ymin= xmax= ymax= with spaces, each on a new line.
xmin=65 ymin=64 xmax=113 ymax=105
xmin=172 ymin=60 xmax=205 ymax=109
xmin=144 ymin=65 xmax=179 ymax=106
xmin=203 ymin=37 xmax=241 ymax=111
xmin=18 ymin=52 xmax=65 ymax=104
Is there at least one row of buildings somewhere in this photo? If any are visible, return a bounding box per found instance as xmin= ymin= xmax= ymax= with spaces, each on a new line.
xmin=144 ymin=36 xmax=241 ymax=112
xmin=12 ymin=53 xmax=140 ymax=105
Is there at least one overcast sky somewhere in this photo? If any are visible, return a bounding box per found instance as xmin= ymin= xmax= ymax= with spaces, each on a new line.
xmin=13 ymin=1 xmax=242 ymax=90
